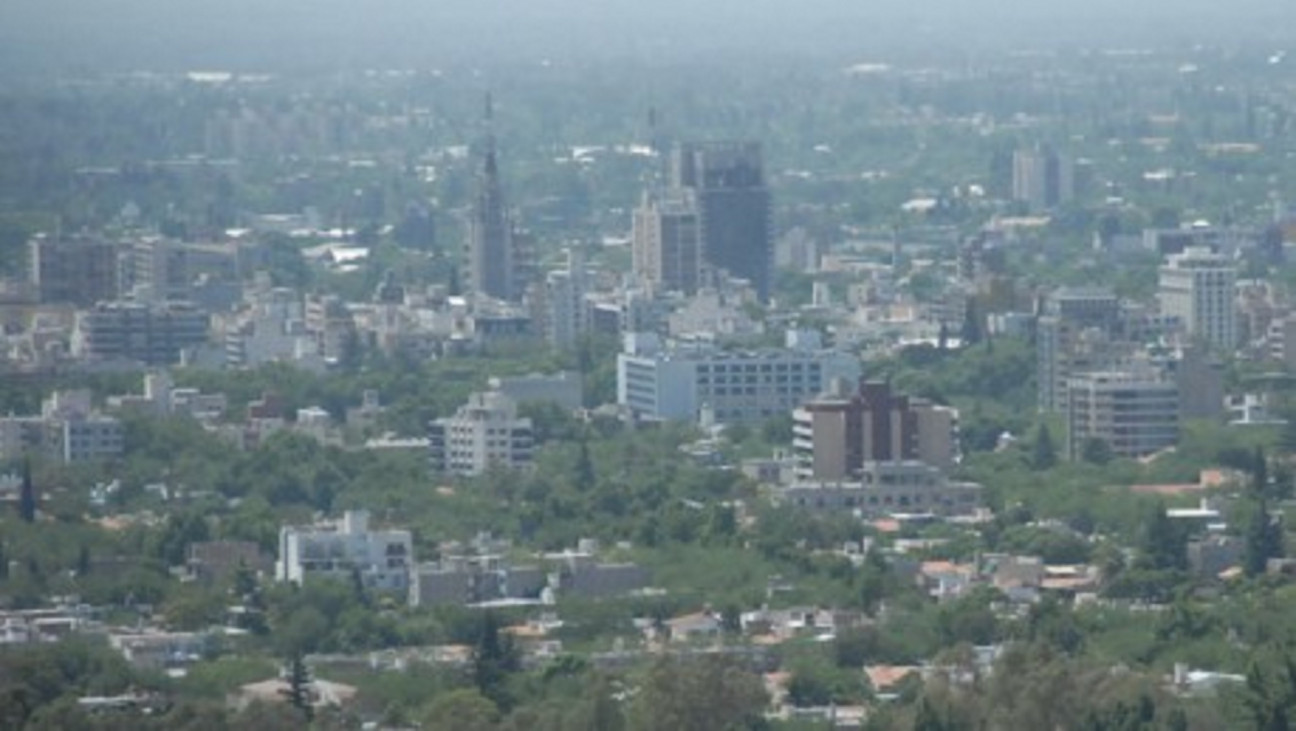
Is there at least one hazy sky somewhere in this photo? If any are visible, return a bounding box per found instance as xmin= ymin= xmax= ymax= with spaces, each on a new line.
xmin=2 ymin=0 xmax=1292 ymax=73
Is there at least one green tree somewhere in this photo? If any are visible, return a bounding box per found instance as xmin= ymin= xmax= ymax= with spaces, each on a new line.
xmin=628 ymin=655 xmax=768 ymax=731
xmin=18 ymin=458 xmax=35 ymax=524
xmin=1139 ymin=501 xmax=1187 ymax=571
xmin=1031 ymin=424 xmax=1058 ymax=470
xmin=576 ymin=436 xmax=596 ymax=493
xmin=281 ymin=653 xmax=314 ymax=723
xmin=786 ymin=668 xmax=834 ymax=708
xmin=1254 ymin=446 xmax=1270 ymax=497
xmin=960 ymin=300 xmax=983 ymax=347
xmin=564 ymin=673 xmax=626 ymax=731
xmin=1081 ymin=437 xmax=1115 ymax=465
xmin=473 ymin=611 xmax=521 ymax=710
xmin=420 ymin=688 xmax=500 ymax=731
xmin=1243 ymin=495 xmax=1283 ymax=577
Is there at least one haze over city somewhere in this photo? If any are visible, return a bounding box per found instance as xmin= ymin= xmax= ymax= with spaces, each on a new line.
xmin=4 ymin=0 xmax=1296 ymax=729
xmin=3 ymin=0 xmax=1294 ymax=72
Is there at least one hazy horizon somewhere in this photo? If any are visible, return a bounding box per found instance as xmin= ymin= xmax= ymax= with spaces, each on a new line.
xmin=2 ymin=0 xmax=1293 ymax=74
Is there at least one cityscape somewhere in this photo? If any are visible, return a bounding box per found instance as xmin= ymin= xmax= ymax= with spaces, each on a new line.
xmin=2 ymin=1 xmax=1296 ymax=729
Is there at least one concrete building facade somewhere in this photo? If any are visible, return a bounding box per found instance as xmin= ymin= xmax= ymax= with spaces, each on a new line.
xmin=1065 ymin=370 xmax=1179 ymax=460
xmin=28 ymin=235 xmax=120 ymax=306
xmin=632 ymin=191 xmax=704 ymax=295
xmin=1158 ymin=246 xmax=1237 ymax=352
xmin=276 ymin=510 xmax=413 ymax=594
xmin=780 ymin=461 xmax=983 ymax=517
xmin=73 ymin=301 xmax=210 ymax=365
xmin=1036 ymin=287 xmax=1122 ymax=412
xmin=792 ymin=380 xmax=959 ymax=480
xmin=428 ymin=391 xmax=534 ymax=475
xmin=1011 ymin=146 xmax=1074 ymax=212
xmin=617 ymin=331 xmax=860 ymax=425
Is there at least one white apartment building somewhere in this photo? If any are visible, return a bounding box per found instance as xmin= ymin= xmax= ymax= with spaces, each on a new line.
xmin=428 ymin=391 xmax=534 ymax=476
xmin=276 ymin=510 xmax=413 ymax=594
xmin=1158 ymin=246 xmax=1237 ymax=352
xmin=534 ymin=247 xmax=589 ymax=349
xmin=617 ymin=330 xmax=861 ymax=425
xmin=1065 ymin=370 xmax=1179 ymax=460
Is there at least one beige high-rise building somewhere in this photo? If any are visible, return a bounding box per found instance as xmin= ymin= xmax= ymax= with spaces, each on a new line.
xmin=632 ymin=191 xmax=703 ymax=295
xmin=1158 ymin=246 xmax=1237 ymax=352
xmin=1011 ymin=145 xmax=1074 ymax=212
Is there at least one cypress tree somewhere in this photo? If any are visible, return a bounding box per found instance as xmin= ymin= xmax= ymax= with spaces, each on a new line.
xmin=1032 ymin=424 xmax=1058 ymax=470
xmin=575 ymin=436 xmax=595 ymax=492
xmin=1254 ymin=446 xmax=1269 ymax=497
xmin=18 ymin=458 xmax=35 ymax=524
xmin=282 ymin=653 xmax=314 ymax=722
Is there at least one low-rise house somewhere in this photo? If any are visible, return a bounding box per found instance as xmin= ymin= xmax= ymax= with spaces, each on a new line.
xmin=110 ymin=630 xmax=210 ymax=673
xmin=231 ymin=676 xmax=357 ymax=712
xmin=918 ymin=560 xmax=978 ymax=601
xmin=741 ymin=606 xmax=867 ymax=641
xmin=1040 ymin=565 xmax=1101 ymax=596
xmin=663 ymin=610 xmax=723 ymax=644
xmin=0 ymin=606 xmax=91 ymax=645
xmin=186 ymin=540 xmax=271 ymax=583
xmin=1187 ymin=535 xmax=1243 ymax=578
xmin=866 ymin=665 xmax=921 ymax=696
xmin=1169 ymin=663 xmax=1246 ymax=696
xmin=987 ymin=554 xmax=1046 ymax=591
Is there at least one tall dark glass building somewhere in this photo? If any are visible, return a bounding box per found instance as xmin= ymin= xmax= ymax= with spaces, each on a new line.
xmin=669 ymin=142 xmax=772 ymax=301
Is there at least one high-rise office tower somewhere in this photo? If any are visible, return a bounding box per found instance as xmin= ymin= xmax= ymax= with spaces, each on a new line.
xmin=1158 ymin=246 xmax=1237 ymax=352
xmin=1036 ymin=288 xmax=1122 ymax=412
xmin=632 ymin=190 xmax=703 ymax=295
xmin=1012 ymin=145 xmax=1074 ymax=212
xmin=28 ymin=235 xmax=121 ymax=306
xmin=670 ymin=142 xmax=772 ymax=300
xmin=465 ymin=95 xmax=525 ymax=302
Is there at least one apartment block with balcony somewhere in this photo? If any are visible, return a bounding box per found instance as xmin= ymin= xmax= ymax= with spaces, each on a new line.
xmin=1065 ymin=370 xmax=1179 ymax=460
xmin=276 ymin=510 xmax=413 ymax=595
xmin=428 ymin=391 xmax=534 ymax=476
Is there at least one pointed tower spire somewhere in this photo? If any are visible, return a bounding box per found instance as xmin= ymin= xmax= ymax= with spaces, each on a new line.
xmin=467 ymin=91 xmax=515 ymax=301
